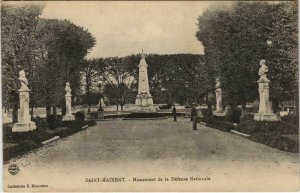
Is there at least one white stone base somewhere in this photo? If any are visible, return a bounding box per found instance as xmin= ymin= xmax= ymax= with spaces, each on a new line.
xmin=254 ymin=113 xmax=279 ymax=121
xmin=135 ymin=97 xmax=153 ymax=106
xmin=12 ymin=121 xmax=36 ymax=132
xmin=62 ymin=115 xmax=75 ymax=121
xmin=137 ymin=106 xmax=157 ymax=112
xmin=213 ymin=111 xmax=226 ymax=117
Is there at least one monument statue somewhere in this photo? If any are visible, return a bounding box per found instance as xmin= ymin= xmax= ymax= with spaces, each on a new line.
xmin=65 ymin=82 xmax=71 ymax=94
xmin=12 ymin=70 xmax=36 ymax=132
xmin=62 ymin=82 xmax=75 ymax=121
xmin=215 ymin=78 xmax=223 ymax=113
xmin=135 ymin=50 xmax=155 ymax=112
xmin=254 ymin=60 xmax=278 ymax=121
xmin=258 ymin=59 xmax=269 ymax=81
xmin=19 ymin=70 xmax=29 ymax=91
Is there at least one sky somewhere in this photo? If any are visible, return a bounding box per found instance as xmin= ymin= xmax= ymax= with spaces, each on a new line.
xmin=39 ymin=1 xmax=231 ymax=58
xmin=39 ymin=1 xmax=218 ymax=58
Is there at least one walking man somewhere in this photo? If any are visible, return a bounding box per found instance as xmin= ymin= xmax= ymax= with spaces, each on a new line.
xmin=172 ymin=104 xmax=177 ymax=122
xmin=191 ymin=103 xmax=198 ymax=130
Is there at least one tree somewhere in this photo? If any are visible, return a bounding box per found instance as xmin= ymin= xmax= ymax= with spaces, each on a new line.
xmin=35 ymin=18 xmax=96 ymax=116
xmin=2 ymin=4 xmax=43 ymax=122
xmin=196 ymin=2 xmax=298 ymax=112
xmin=146 ymin=54 xmax=206 ymax=105
xmin=102 ymin=56 xmax=137 ymax=111
xmin=80 ymin=58 xmax=106 ymax=110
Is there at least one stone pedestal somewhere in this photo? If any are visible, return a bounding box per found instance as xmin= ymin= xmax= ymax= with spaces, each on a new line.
xmin=136 ymin=94 xmax=154 ymax=106
xmin=215 ymin=88 xmax=223 ymax=113
xmin=213 ymin=111 xmax=226 ymax=117
xmin=12 ymin=89 xmax=36 ymax=132
xmin=254 ymin=78 xmax=279 ymax=121
xmin=254 ymin=113 xmax=279 ymax=121
xmin=63 ymin=93 xmax=75 ymax=121
xmin=215 ymin=78 xmax=223 ymax=113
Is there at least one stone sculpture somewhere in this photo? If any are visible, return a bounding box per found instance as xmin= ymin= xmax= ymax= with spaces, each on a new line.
xmin=12 ymin=70 xmax=36 ymax=132
xmin=254 ymin=60 xmax=279 ymax=121
xmin=62 ymin=82 xmax=75 ymax=121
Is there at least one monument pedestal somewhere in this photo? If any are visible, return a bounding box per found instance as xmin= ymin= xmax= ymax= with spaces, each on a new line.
xmin=62 ymin=115 xmax=75 ymax=121
xmin=12 ymin=89 xmax=36 ymax=132
xmin=12 ymin=122 xmax=37 ymax=132
xmin=135 ymin=94 xmax=156 ymax=112
xmin=213 ymin=111 xmax=226 ymax=117
xmin=254 ymin=76 xmax=279 ymax=122
xmin=62 ymin=92 xmax=75 ymax=121
xmin=254 ymin=113 xmax=279 ymax=121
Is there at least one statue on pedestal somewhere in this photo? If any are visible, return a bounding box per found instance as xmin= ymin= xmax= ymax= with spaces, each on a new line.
xmin=254 ymin=60 xmax=279 ymax=121
xmin=12 ymin=70 xmax=36 ymax=132
xmin=62 ymin=82 xmax=75 ymax=121
xmin=215 ymin=78 xmax=223 ymax=113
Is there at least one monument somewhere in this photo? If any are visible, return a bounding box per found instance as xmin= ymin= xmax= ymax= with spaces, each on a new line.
xmin=135 ymin=50 xmax=156 ymax=112
xmin=213 ymin=78 xmax=226 ymax=116
xmin=254 ymin=59 xmax=279 ymax=121
xmin=62 ymin=82 xmax=75 ymax=121
xmin=12 ymin=70 xmax=36 ymax=132
xmin=215 ymin=78 xmax=223 ymax=113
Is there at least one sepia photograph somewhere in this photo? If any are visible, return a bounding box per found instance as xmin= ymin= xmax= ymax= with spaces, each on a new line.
xmin=1 ymin=0 xmax=299 ymax=192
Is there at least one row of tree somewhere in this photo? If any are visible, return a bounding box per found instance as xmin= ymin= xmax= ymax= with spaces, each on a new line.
xmin=81 ymin=2 xmax=298 ymax=114
xmin=2 ymin=2 xmax=298 ymax=119
xmin=2 ymin=4 xmax=95 ymax=121
xmin=196 ymin=2 xmax=298 ymax=113
xmin=81 ymin=54 xmax=206 ymax=111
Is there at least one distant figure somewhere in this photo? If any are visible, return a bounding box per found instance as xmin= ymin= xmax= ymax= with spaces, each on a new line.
xmin=191 ymin=104 xmax=197 ymax=121
xmin=172 ymin=105 xmax=177 ymax=122
xmin=191 ymin=104 xmax=198 ymax=130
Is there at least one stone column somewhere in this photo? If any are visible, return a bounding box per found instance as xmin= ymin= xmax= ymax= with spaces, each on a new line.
xmin=215 ymin=88 xmax=223 ymax=113
xmin=12 ymin=70 xmax=36 ymax=132
xmin=214 ymin=78 xmax=224 ymax=116
xmin=62 ymin=82 xmax=75 ymax=121
xmin=254 ymin=60 xmax=278 ymax=121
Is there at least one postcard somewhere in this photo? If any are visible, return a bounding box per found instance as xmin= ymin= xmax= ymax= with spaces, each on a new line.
xmin=2 ymin=1 xmax=299 ymax=192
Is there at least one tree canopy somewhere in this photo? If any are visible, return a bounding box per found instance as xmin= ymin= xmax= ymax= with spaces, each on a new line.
xmin=196 ymin=2 xmax=298 ymax=110
xmin=2 ymin=4 xmax=96 ymax=117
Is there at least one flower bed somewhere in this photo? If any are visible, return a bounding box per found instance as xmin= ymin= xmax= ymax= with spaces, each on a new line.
xmin=3 ymin=117 xmax=96 ymax=163
xmin=235 ymin=120 xmax=298 ymax=152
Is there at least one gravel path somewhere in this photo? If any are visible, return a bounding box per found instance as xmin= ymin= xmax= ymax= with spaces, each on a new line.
xmin=4 ymin=118 xmax=299 ymax=192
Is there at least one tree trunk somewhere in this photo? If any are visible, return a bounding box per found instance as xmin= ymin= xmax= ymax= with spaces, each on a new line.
xmin=12 ymin=100 xmax=18 ymax=124
xmin=295 ymin=96 xmax=299 ymax=125
xmin=116 ymin=103 xmax=119 ymax=111
xmin=241 ymin=98 xmax=246 ymax=115
xmin=46 ymin=106 xmax=51 ymax=117
xmin=272 ymin=99 xmax=280 ymax=114
xmin=10 ymin=91 xmax=19 ymax=124
xmin=52 ymin=105 xmax=57 ymax=116
xmin=87 ymin=91 xmax=91 ymax=112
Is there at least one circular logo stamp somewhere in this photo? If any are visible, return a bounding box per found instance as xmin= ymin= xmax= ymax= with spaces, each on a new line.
xmin=8 ymin=164 xmax=19 ymax=175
